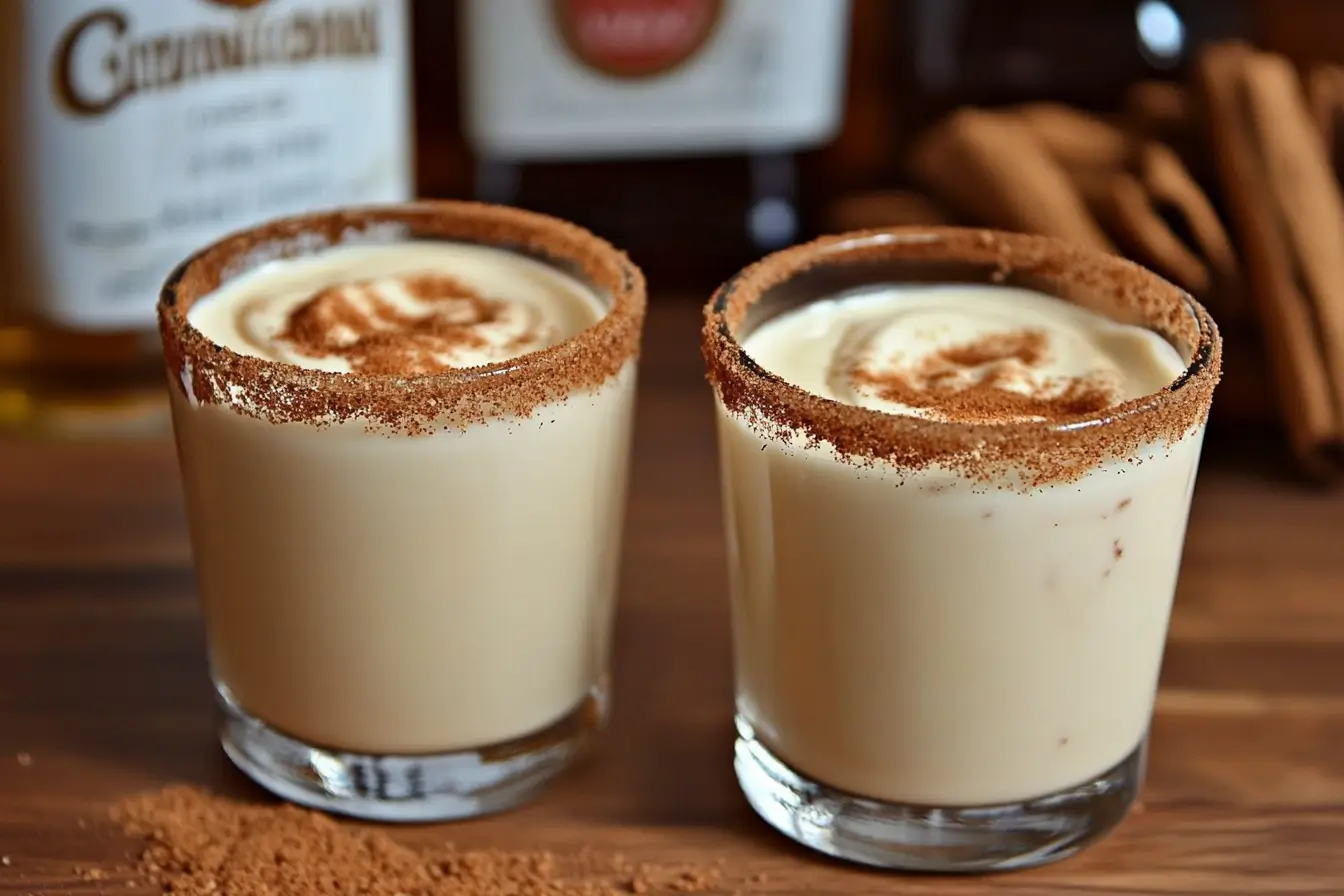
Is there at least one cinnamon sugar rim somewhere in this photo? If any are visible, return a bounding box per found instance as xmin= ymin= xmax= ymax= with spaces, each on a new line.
xmin=703 ymin=227 xmax=1222 ymax=481
xmin=159 ymin=201 xmax=646 ymax=431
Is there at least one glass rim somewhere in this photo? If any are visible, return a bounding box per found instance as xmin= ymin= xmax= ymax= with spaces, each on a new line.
xmin=702 ymin=227 xmax=1222 ymax=481
xmin=158 ymin=201 xmax=646 ymax=431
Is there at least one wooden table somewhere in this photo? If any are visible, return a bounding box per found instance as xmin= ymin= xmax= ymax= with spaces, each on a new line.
xmin=2 ymin=299 xmax=1343 ymax=894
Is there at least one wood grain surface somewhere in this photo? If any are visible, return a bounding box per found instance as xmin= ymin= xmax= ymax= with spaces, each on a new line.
xmin=1 ymin=299 xmax=1342 ymax=894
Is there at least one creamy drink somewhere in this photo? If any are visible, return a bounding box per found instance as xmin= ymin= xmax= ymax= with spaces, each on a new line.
xmin=160 ymin=203 xmax=645 ymax=821
xmin=703 ymin=228 xmax=1220 ymax=871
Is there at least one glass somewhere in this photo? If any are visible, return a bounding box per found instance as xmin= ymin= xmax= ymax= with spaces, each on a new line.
xmin=159 ymin=202 xmax=645 ymax=822
xmin=702 ymin=227 xmax=1221 ymax=871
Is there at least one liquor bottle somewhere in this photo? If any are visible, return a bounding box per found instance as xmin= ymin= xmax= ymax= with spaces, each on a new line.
xmin=0 ymin=0 xmax=415 ymax=436
xmin=457 ymin=0 xmax=851 ymax=289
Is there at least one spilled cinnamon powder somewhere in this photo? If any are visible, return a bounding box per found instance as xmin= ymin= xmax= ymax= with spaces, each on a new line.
xmin=110 ymin=788 xmax=734 ymax=896
xmin=853 ymin=328 xmax=1117 ymax=423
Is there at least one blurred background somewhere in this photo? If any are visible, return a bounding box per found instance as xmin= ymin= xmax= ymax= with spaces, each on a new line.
xmin=2 ymin=0 xmax=1343 ymax=479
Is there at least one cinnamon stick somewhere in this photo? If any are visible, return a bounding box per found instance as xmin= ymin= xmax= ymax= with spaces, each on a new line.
xmin=1242 ymin=52 xmax=1344 ymax=441
xmin=1034 ymin=127 xmax=1219 ymax=304
xmin=907 ymin=108 xmax=1115 ymax=254
xmin=1124 ymin=81 xmax=1209 ymax=181
xmin=1194 ymin=43 xmax=1340 ymax=473
xmin=1014 ymin=103 xmax=1133 ymax=177
xmin=1137 ymin=142 xmax=1243 ymax=316
xmin=1006 ymin=103 xmax=1238 ymax=306
xmin=1095 ymin=170 xmax=1211 ymax=298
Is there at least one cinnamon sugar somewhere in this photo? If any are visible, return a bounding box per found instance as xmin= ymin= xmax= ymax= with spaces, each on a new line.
xmin=859 ymin=369 xmax=1115 ymax=424
xmin=159 ymin=202 xmax=646 ymax=434
xmin=937 ymin=328 xmax=1048 ymax=368
xmin=703 ymin=227 xmax=1222 ymax=486
xmin=853 ymin=328 xmax=1117 ymax=423
xmin=111 ymin=787 xmax=733 ymax=896
xmin=278 ymin=274 xmax=514 ymax=376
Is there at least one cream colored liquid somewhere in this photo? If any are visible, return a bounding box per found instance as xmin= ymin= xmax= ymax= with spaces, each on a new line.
xmin=718 ymin=285 xmax=1203 ymax=805
xmin=173 ymin=242 xmax=635 ymax=754
xmin=191 ymin=242 xmax=601 ymax=372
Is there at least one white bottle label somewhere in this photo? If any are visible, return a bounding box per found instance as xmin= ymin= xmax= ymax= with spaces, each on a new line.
xmin=462 ymin=0 xmax=851 ymax=161
xmin=22 ymin=0 xmax=413 ymax=331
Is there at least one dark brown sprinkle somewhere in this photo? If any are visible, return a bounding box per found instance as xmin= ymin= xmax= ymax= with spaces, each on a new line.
xmin=276 ymin=274 xmax=524 ymax=376
xmin=852 ymin=328 xmax=1118 ymax=423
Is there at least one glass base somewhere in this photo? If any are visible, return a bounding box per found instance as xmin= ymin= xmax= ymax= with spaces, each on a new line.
xmin=734 ymin=714 xmax=1144 ymax=872
xmin=216 ymin=679 xmax=606 ymax=822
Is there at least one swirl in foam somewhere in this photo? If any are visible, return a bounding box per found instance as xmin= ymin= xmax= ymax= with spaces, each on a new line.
xmin=742 ymin=284 xmax=1186 ymax=424
xmin=189 ymin=241 xmax=604 ymax=375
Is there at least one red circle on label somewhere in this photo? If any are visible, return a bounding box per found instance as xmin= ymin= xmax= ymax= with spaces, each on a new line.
xmin=552 ymin=0 xmax=725 ymax=79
